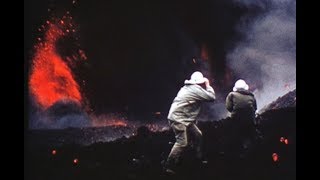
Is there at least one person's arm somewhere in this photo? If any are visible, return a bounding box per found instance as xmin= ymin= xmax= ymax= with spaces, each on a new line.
xmin=193 ymin=78 xmax=216 ymax=101
xmin=253 ymin=97 xmax=257 ymax=111
xmin=225 ymin=93 xmax=233 ymax=112
xmin=204 ymin=78 xmax=215 ymax=94
xmin=253 ymin=98 xmax=261 ymax=126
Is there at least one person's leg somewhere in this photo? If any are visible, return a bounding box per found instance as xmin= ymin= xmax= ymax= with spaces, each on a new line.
xmin=188 ymin=123 xmax=203 ymax=160
xmin=165 ymin=121 xmax=188 ymax=171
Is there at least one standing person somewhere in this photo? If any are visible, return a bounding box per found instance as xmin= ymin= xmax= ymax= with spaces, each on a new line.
xmin=225 ymin=79 xmax=257 ymax=158
xmin=164 ymin=71 xmax=216 ymax=174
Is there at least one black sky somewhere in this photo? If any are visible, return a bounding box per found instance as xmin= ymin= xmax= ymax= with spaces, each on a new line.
xmin=25 ymin=0 xmax=251 ymax=117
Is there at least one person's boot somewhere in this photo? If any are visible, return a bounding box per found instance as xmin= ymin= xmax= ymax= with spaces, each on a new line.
xmin=195 ymin=150 xmax=208 ymax=165
xmin=162 ymin=159 xmax=177 ymax=175
xmin=164 ymin=168 xmax=176 ymax=175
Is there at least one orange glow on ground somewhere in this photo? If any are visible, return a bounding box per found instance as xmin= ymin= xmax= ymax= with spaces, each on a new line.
xmin=92 ymin=118 xmax=128 ymax=127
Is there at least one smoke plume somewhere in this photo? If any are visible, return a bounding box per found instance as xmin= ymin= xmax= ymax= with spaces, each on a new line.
xmin=227 ymin=0 xmax=296 ymax=110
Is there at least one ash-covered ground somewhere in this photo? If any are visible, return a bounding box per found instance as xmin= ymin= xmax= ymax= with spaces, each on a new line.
xmin=25 ymin=90 xmax=296 ymax=180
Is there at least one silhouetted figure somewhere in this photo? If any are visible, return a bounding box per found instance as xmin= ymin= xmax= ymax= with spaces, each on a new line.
xmin=226 ymin=79 xmax=257 ymax=159
xmin=164 ymin=71 xmax=216 ymax=174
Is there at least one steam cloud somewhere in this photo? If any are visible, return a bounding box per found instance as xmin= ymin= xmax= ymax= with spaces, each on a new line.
xmin=227 ymin=0 xmax=296 ymax=110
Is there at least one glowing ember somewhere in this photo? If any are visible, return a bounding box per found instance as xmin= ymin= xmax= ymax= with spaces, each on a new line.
xmin=29 ymin=16 xmax=83 ymax=109
xmin=79 ymin=49 xmax=87 ymax=60
xmin=52 ymin=149 xmax=57 ymax=155
xmin=280 ymin=137 xmax=285 ymax=142
xmin=272 ymin=153 xmax=279 ymax=162
xmin=73 ymin=158 xmax=78 ymax=164
xmin=280 ymin=137 xmax=289 ymax=145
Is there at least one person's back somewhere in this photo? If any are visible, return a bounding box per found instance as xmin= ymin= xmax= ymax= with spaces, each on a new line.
xmin=226 ymin=79 xmax=258 ymax=158
xmin=226 ymin=89 xmax=256 ymax=122
xmin=168 ymin=82 xmax=215 ymax=126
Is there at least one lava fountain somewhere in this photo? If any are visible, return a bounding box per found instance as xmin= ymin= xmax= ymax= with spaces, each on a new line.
xmin=29 ymin=14 xmax=84 ymax=110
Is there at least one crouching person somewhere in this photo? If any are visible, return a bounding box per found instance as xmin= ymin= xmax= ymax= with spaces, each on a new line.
xmin=164 ymin=71 xmax=216 ymax=174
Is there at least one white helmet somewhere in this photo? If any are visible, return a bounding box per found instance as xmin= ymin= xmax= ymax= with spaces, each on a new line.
xmin=233 ymin=79 xmax=249 ymax=91
xmin=185 ymin=71 xmax=206 ymax=84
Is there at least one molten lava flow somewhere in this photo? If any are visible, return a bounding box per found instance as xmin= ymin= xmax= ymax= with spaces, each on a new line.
xmin=29 ymin=19 xmax=83 ymax=109
xmin=92 ymin=118 xmax=128 ymax=127
xmin=105 ymin=120 xmax=127 ymax=127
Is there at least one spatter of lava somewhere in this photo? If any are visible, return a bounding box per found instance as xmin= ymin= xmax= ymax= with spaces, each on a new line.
xmin=29 ymin=13 xmax=86 ymax=109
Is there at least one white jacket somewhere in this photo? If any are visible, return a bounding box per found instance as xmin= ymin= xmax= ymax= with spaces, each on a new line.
xmin=167 ymin=82 xmax=215 ymax=126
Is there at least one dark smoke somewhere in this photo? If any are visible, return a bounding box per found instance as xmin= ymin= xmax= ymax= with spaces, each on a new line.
xmin=172 ymin=25 xmax=226 ymax=121
xmin=173 ymin=26 xmax=205 ymax=80
xmin=197 ymin=102 xmax=229 ymax=122
xmin=227 ymin=0 xmax=296 ymax=110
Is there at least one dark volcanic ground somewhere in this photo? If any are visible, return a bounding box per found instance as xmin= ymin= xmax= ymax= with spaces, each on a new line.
xmin=25 ymin=90 xmax=296 ymax=180
xmin=25 ymin=108 xmax=295 ymax=180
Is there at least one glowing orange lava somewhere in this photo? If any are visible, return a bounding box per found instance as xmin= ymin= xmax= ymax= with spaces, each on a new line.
xmin=106 ymin=120 xmax=127 ymax=127
xmin=92 ymin=118 xmax=128 ymax=127
xmin=29 ymin=21 xmax=82 ymax=109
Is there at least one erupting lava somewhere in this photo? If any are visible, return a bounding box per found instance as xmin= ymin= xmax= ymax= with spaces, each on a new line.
xmin=29 ymin=14 xmax=85 ymax=109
